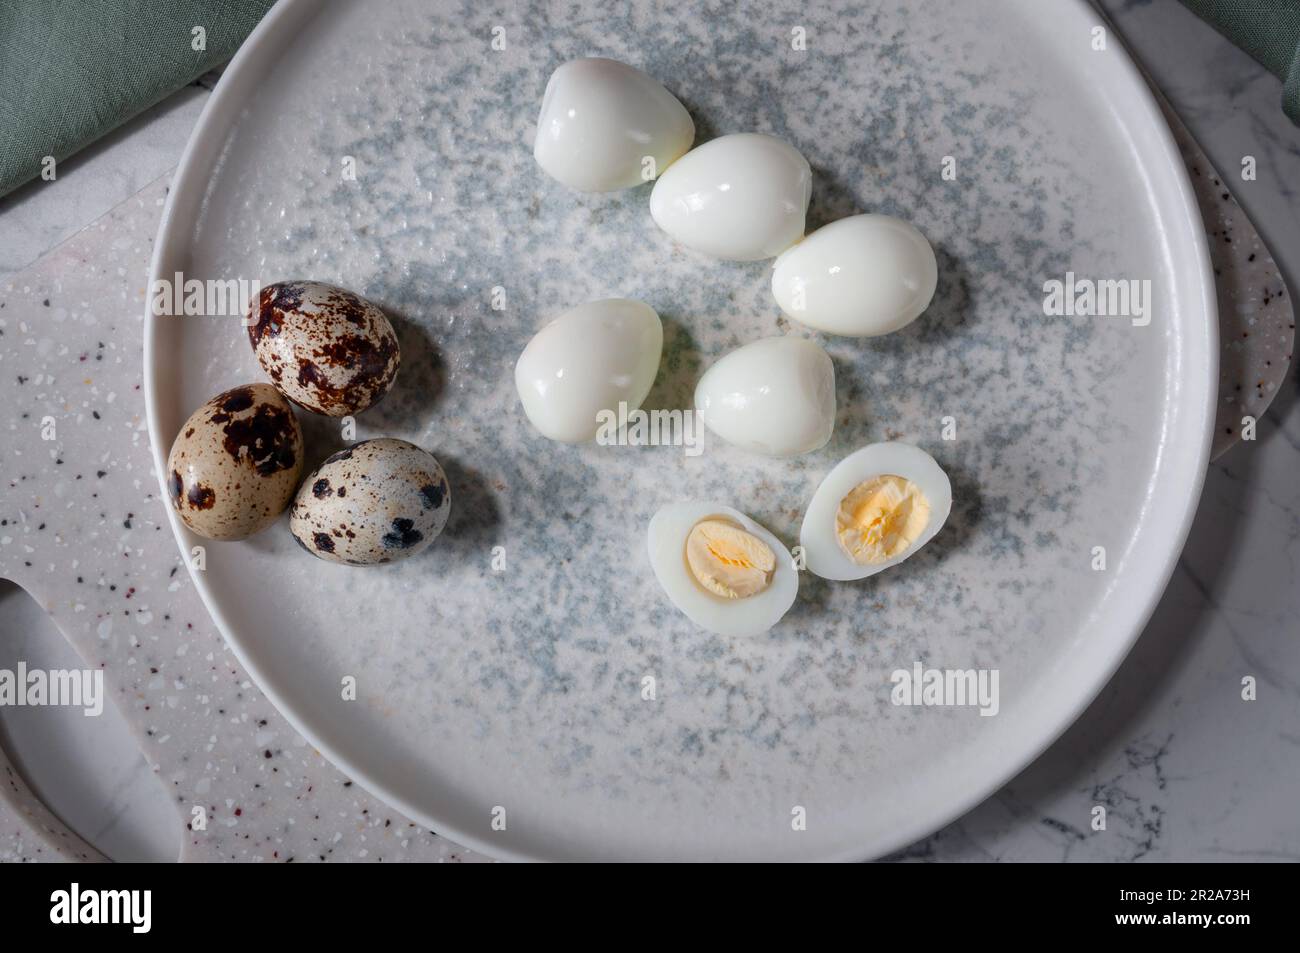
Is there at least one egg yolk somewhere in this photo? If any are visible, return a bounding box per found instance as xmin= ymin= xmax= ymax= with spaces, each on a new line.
xmin=836 ymin=474 xmax=931 ymax=565
xmin=685 ymin=518 xmax=776 ymax=599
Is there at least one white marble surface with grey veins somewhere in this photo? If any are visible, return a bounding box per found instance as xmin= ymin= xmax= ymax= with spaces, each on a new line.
xmin=0 ymin=0 xmax=1297 ymax=862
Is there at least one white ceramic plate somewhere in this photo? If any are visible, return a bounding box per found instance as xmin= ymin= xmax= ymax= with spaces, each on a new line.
xmin=146 ymin=0 xmax=1215 ymax=861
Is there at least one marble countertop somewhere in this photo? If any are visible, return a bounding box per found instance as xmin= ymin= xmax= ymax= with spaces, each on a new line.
xmin=1 ymin=0 xmax=1297 ymax=862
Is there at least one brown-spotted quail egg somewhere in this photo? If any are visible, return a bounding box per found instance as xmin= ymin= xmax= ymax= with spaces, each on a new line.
xmin=290 ymin=438 xmax=451 ymax=566
xmin=165 ymin=383 xmax=304 ymax=540
xmin=247 ymin=280 xmax=400 ymax=417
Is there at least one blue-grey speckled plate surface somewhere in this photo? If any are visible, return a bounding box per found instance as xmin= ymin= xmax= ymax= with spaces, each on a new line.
xmin=145 ymin=0 xmax=1215 ymax=860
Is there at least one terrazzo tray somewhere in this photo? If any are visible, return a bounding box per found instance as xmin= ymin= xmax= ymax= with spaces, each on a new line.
xmin=142 ymin=0 xmax=1218 ymax=860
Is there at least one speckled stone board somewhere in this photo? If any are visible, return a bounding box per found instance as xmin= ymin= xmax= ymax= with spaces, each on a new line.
xmin=1148 ymin=87 xmax=1294 ymax=459
xmin=1193 ymin=164 xmax=1294 ymax=458
xmin=4 ymin=0 xmax=1288 ymax=862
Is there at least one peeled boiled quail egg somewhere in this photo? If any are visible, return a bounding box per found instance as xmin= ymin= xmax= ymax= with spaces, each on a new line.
xmin=289 ymin=438 xmax=450 ymax=566
xmin=772 ymin=214 xmax=938 ymax=337
xmin=515 ymin=298 xmax=663 ymax=443
xmin=534 ymin=57 xmax=695 ymax=192
xmin=694 ymin=336 xmax=835 ymax=457
xmin=647 ymin=502 xmax=798 ymax=638
xmin=649 ymin=133 xmax=812 ymax=261
xmin=800 ymin=442 xmax=951 ymax=581
xmin=165 ymin=383 xmax=304 ymax=540
xmin=247 ymin=280 xmax=400 ymax=417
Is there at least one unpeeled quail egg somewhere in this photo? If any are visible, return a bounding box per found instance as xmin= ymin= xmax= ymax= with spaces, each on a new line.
xmin=534 ymin=57 xmax=695 ymax=192
xmin=515 ymin=298 xmax=663 ymax=443
xmin=165 ymin=383 xmax=304 ymax=540
xmin=694 ymin=336 xmax=835 ymax=457
xmin=649 ymin=133 xmax=812 ymax=261
xmin=800 ymin=442 xmax=951 ymax=581
xmin=247 ymin=280 xmax=400 ymax=417
xmin=772 ymin=214 xmax=938 ymax=337
xmin=647 ymin=502 xmax=798 ymax=638
xmin=289 ymin=438 xmax=450 ymax=566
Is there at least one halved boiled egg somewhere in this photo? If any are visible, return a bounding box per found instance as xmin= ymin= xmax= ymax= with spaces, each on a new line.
xmin=800 ymin=442 xmax=952 ymax=581
xmin=648 ymin=502 xmax=799 ymax=638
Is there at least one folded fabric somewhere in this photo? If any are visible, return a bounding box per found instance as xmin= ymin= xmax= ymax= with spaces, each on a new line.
xmin=0 ymin=0 xmax=274 ymax=198
xmin=1180 ymin=0 xmax=1300 ymax=124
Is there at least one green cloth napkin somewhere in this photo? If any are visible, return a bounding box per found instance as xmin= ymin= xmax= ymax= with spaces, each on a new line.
xmin=1180 ymin=0 xmax=1300 ymax=124
xmin=0 ymin=0 xmax=274 ymax=198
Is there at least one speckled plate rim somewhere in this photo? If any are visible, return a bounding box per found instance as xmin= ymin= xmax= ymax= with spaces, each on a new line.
xmin=144 ymin=0 xmax=1218 ymax=861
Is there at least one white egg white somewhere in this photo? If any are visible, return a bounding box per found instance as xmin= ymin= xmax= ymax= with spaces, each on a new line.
xmin=514 ymin=298 xmax=663 ymax=443
xmin=649 ymin=133 xmax=811 ymax=261
xmin=533 ymin=58 xmax=695 ymax=193
xmin=800 ymin=442 xmax=952 ymax=581
xmin=771 ymin=213 xmax=938 ymax=337
xmin=694 ymin=336 xmax=836 ymax=457
xmin=647 ymin=502 xmax=799 ymax=638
